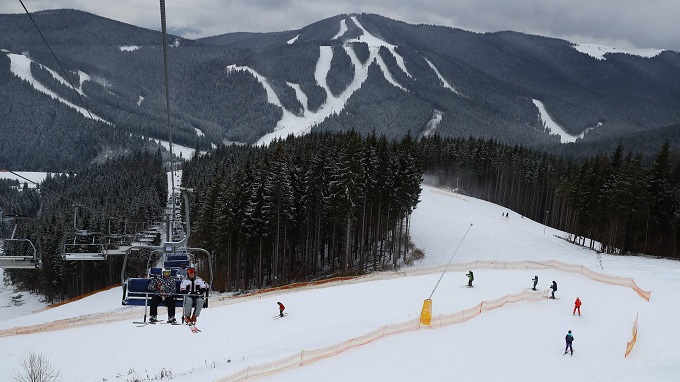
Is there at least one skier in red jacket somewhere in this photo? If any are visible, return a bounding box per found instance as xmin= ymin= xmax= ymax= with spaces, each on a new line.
xmin=277 ymin=302 xmax=285 ymax=317
xmin=573 ymin=297 xmax=582 ymax=316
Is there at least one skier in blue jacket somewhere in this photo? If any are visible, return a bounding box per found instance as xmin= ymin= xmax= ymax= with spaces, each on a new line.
xmin=564 ymin=330 xmax=574 ymax=355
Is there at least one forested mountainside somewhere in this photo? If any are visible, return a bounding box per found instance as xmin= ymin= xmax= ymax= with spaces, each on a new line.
xmin=2 ymin=10 xmax=680 ymax=171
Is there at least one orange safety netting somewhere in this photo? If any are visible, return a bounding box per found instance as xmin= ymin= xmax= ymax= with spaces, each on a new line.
xmin=625 ymin=313 xmax=639 ymax=357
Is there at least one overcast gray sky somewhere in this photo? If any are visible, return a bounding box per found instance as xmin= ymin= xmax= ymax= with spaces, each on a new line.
xmin=2 ymin=0 xmax=678 ymax=51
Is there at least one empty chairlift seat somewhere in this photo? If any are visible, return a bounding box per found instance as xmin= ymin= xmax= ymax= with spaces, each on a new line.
xmin=164 ymin=259 xmax=190 ymax=268
xmin=62 ymin=243 xmax=106 ymax=260
xmin=166 ymin=254 xmax=189 ymax=262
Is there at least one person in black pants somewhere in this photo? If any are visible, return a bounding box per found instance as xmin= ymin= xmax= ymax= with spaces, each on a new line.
xmin=148 ymin=268 xmax=177 ymax=323
xmin=564 ymin=330 xmax=574 ymax=355
xmin=549 ymin=280 xmax=557 ymax=299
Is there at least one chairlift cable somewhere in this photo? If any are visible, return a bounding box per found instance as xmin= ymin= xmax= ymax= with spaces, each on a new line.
xmin=159 ymin=0 xmax=177 ymax=221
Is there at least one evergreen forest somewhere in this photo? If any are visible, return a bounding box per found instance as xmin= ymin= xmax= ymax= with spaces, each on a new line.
xmin=1 ymin=133 xmax=679 ymax=303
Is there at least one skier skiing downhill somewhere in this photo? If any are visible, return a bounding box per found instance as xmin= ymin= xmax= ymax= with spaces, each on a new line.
xmin=564 ymin=330 xmax=574 ymax=355
xmin=466 ymin=271 xmax=474 ymax=287
xmin=180 ymin=267 xmax=208 ymax=325
xmin=573 ymin=297 xmax=582 ymax=316
xmin=277 ymin=302 xmax=285 ymax=317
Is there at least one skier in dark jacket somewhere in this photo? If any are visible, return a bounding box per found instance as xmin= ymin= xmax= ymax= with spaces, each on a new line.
xmin=531 ymin=275 xmax=538 ymax=291
xmin=550 ymin=280 xmax=557 ymax=299
xmin=148 ymin=268 xmax=177 ymax=323
xmin=564 ymin=330 xmax=574 ymax=355
xmin=466 ymin=271 xmax=474 ymax=287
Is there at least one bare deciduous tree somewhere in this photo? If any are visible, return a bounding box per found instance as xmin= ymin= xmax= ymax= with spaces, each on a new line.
xmin=12 ymin=351 xmax=61 ymax=382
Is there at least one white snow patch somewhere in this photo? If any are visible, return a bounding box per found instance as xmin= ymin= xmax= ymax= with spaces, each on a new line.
xmin=172 ymin=39 xmax=180 ymax=48
xmin=287 ymin=34 xmax=299 ymax=44
xmin=119 ymin=45 xmax=139 ymax=52
xmin=194 ymin=128 xmax=205 ymax=137
xmin=6 ymin=53 xmax=110 ymax=124
xmin=348 ymin=17 xmax=411 ymax=78
xmin=572 ymin=43 xmax=663 ymax=61
xmin=137 ymin=95 xmax=144 ymax=106
xmin=533 ymin=99 xmax=582 ymax=143
xmin=76 ymin=70 xmax=91 ymax=94
xmin=149 ymin=138 xmax=205 ymax=159
xmin=0 ymin=171 xmax=55 ymax=188
xmin=422 ymin=110 xmax=443 ymax=137
xmin=424 ymin=57 xmax=460 ymax=95
xmin=92 ymin=75 xmax=112 ymax=89
xmin=331 ymin=19 xmax=348 ymax=40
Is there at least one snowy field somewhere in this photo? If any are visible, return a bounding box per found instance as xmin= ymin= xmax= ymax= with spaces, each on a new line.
xmin=1 ymin=185 xmax=678 ymax=381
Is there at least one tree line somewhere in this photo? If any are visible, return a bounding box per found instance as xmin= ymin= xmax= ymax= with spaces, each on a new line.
xmin=418 ymin=136 xmax=680 ymax=258
xmin=3 ymin=132 xmax=678 ymax=303
xmin=182 ymin=131 xmax=423 ymax=292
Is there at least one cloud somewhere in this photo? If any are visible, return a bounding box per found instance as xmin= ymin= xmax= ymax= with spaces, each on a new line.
xmin=1 ymin=0 xmax=677 ymax=51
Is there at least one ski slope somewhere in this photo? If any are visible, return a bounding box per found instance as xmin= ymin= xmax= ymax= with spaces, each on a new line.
xmin=0 ymin=185 xmax=678 ymax=381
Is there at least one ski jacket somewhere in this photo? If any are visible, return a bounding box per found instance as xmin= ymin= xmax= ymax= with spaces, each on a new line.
xmin=148 ymin=275 xmax=177 ymax=296
xmin=551 ymin=282 xmax=557 ymax=291
xmin=180 ymin=276 xmax=208 ymax=296
xmin=574 ymin=298 xmax=581 ymax=307
xmin=565 ymin=333 xmax=574 ymax=344
xmin=466 ymin=272 xmax=474 ymax=281
xmin=278 ymin=302 xmax=285 ymax=312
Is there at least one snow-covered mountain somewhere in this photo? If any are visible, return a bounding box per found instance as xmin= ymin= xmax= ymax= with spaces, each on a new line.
xmin=2 ymin=10 xmax=680 ymax=171
xmin=1 ymin=186 xmax=677 ymax=381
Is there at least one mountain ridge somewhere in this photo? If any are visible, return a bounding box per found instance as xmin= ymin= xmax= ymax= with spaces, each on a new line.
xmin=1 ymin=9 xmax=679 ymax=171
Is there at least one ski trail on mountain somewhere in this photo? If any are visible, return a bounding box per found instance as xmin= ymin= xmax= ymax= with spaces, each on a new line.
xmin=5 ymin=52 xmax=110 ymax=124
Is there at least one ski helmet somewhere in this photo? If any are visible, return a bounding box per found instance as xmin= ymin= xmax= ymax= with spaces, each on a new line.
xmin=162 ymin=268 xmax=171 ymax=276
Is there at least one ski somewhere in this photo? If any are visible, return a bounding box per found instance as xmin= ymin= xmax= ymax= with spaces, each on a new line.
xmin=135 ymin=319 xmax=164 ymax=327
xmin=273 ymin=313 xmax=288 ymax=319
xmin=460 ymin=285 xmax=474 ymax=288
xmin=189 ymin=323 xmax=201 ymax=333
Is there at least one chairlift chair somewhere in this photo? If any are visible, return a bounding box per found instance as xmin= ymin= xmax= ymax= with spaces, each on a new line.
xmin=0 ymin=217 xmax=42 ymax=269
